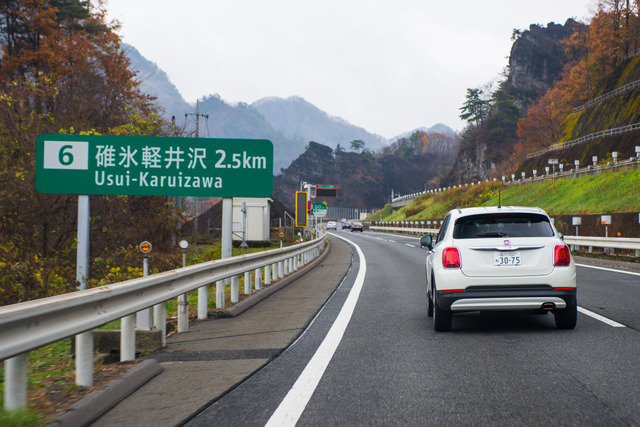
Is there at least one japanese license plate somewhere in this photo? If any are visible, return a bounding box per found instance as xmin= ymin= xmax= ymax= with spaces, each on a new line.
xmin=494 ymin=251 xmax=521 ymax=266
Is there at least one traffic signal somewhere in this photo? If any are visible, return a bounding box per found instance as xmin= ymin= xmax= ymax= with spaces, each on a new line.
xmin=295 ymin=191 xmax=308 ymax=228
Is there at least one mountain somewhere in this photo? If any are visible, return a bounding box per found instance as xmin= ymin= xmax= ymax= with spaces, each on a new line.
xmin=195 ymin=95 xmax=303 ymax=172
xmin=123 ymin=45 xmax=455 ymax=173
xmin=122 ymin=43 xmax=192 ymax=121
xmin=274 ymin=130 xmax=459 ymax=210
xmin=390 ymin=123 xmax=456 ymax=142
xmin=252 ymin=96 xmax=388 ymax=152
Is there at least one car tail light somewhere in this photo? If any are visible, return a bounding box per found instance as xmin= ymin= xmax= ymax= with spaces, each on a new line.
xmin=554 ymin=244 xmax=571 ymax=266
xmin=442 ymin=247 xmax=461 ymax=268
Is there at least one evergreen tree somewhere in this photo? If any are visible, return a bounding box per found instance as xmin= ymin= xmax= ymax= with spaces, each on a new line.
xmin=459 ymin=88 xmax=489 ymax=126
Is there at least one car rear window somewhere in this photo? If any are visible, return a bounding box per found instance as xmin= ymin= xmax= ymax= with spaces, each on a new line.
xmin=453 ymin=213 xmax=554 ymax=239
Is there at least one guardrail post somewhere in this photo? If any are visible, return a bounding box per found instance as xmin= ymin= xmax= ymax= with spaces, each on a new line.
xmin=279 ymin=260 xmax=284 ymax=278
xmin=178 ymin=293 xmax=189 ymax=333
xmin=255 ymin=268 xmax=262 ymax=290
xmin=244 ymin=271 xmax=252 ymax=294
xmin=265 ymin=264 xmax=272 ymax=285
xmin=136 ymin=308 xmax=152 ymax=330
xmin=272 ymin=263 xmax=278 ymax=281
xmin=75 ymin=331 xmax=93 ymax=387
xmin=216 ymin=280 xmax=225 ymax=309
xmin=178 ymin=241 xmax=189 ymax=333
xmin=121 ymin=314 xmax=136 ymax=361
xmin=137 ymin=247 xmax=153 ymax=330
xmin=4 ymin=353 xmax=27 ymax=410
xmin=231 ymin=275 xmax=239 ymax=303
xmin=198 ymin=285 xmax=208 ymax=319
xmin=153 ymin=302 xmax=166 ymax=347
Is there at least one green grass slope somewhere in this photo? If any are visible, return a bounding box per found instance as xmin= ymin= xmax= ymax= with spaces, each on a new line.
xmin=372 ymin=168 xmax=640 ymax=222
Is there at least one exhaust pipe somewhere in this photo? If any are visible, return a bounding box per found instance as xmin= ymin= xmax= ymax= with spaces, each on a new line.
xmin=541 ymin=302 xmax=556 ymax=311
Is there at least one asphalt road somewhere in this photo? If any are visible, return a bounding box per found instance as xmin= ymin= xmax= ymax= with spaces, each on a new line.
xmin=187 ymin=228 xmax=640 ymax=426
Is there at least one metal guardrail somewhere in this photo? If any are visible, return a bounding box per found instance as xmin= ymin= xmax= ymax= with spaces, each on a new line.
xmin=573 ymin=79 xmax=640 ymax=113
xmin=390 ymin=156 xmax=640 ymax=208
xmin=564 ymin=236 xmax=640 ymax=254
xmin=370 ymin=226 xmax=640 ymax=255
xmin=1 ymin=236 xmax=326 ymax=409
xmin=370 ymin=226 xmax=439 ymax=235
xmin=526 ymin=122 xmax=640 ymax=159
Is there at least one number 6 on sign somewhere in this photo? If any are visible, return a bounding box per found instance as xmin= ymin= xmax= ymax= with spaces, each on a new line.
xmin=43 ymin=140 xmax=89 ymax=170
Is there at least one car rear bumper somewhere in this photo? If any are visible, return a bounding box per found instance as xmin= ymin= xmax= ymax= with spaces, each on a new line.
xmin=437 ymin=286 xmax=576 ymax=312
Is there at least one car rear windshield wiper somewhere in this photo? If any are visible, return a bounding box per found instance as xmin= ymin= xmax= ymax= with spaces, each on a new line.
xmin=475 ymin=232 xmax=508 ymax=237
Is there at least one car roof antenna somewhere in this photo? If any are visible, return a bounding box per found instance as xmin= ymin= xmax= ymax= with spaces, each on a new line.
xmin=498 ymin=190 xmax=501 ymax=208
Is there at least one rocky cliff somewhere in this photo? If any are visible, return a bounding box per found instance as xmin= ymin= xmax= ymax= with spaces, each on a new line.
xmin=507 ymin=20 xmax=583 ymax=109
xmin=448 ymin=20 xmax=582 ymax=184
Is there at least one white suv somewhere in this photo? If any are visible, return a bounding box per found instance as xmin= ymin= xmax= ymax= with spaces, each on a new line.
xmin=420 ymin=206 xmax=576 ymax=332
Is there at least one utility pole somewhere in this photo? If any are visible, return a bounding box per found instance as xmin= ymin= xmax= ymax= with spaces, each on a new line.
xmin=185 ymin=100 xmax=209 ymax=242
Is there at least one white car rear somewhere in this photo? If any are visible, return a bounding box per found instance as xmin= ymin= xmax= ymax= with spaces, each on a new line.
xmin=420 ymin=207 xmax=577 ymax=331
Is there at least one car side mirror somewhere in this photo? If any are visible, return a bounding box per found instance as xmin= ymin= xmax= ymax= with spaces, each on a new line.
xmin=420 ymin=235 xmax=433 ymax=250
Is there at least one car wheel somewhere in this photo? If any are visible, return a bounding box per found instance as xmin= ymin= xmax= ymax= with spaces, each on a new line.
xmin=433 ymin=285 xmax=451 ymax=332
xmin=554 ymin=300 xmax=577 ymax=329
xmin=427 ymin=289 xmax=433 ymax=317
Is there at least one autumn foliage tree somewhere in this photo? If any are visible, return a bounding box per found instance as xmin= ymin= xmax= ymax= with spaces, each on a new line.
xmin=0 ymin=0 xmax=178 ymax=304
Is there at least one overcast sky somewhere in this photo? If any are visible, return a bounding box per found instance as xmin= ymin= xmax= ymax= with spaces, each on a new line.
xmin=105 ymin=0 xmax=596 ymax=139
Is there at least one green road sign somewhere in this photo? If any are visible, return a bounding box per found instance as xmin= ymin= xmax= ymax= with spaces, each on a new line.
xmin=313 ymin=203 xmax=327 ymax=217
xmin=36 ymin=134 xmax=273 ymax=197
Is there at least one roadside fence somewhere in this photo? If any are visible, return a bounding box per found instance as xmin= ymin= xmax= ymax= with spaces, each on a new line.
xmin=367 ymin=225 xmax=640 ymax=257
xmin=391 ymin=150 xmax=640 ymax=209
xmin=0 ymin=235 xmax=327 ymax=411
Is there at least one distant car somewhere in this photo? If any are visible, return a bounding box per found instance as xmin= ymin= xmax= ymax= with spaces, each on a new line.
xmin=420 ymin=206 xmax=576 ymax=332
xmin=342 ymin=221 xmax=351 ymax=229
xmin=327 ymin=221 xmax=337 ymax=230
xmin=351 ymin=222 xmax=363 ymax=232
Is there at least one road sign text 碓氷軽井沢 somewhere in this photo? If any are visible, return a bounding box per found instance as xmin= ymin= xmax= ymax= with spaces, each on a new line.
xmin=36 ymin=134 xmax=273 ymax=197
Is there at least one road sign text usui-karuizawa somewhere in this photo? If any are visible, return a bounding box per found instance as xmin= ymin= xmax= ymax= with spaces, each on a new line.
xmin=36 ymin=134 xmax=273 ymax=197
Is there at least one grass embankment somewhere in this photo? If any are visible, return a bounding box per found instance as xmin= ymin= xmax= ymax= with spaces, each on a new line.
xmin=0 ymin=240 xmax=284 ymax=425
xmin=373 ymin=169 xmax=640 ymax=222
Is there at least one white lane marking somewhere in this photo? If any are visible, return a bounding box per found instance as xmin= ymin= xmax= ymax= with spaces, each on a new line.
xmin=405 ymin=243 xmax=415 ymax=248
xmin=388 ymin=239 xmax=396 ymax=243
xmin=266 ymin=234 xmax=367 ymax=426
xmin=576 ymin=263 xmax=640 ymax=277
xmin=578 ymin=307 xmax=626 ymax=328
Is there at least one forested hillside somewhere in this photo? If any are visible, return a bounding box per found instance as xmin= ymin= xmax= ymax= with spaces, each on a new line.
xmin=450 ymin=1 xmax=640 ymax=186
xmin=273 ymin=130 xmax=459 ymax=209
xmin=448 ymin=20 xmax=580 ymax=184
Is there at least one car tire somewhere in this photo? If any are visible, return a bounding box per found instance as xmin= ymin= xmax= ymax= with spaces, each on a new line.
xmin=427 ymin=289 xmax=433 ymax=317
xmin=554 ymin=300 xmax=577 ymax=329
xmin=433 ymin=286 xmax=451 ymax=332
